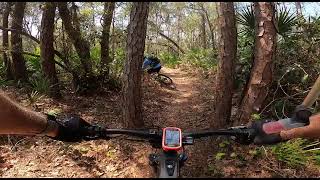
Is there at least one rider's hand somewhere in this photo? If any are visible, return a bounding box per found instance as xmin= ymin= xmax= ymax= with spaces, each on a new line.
xmin=280 ymin=113 xmax=320 ymax=140
xmin=250 ymin=105 xmax=312 ymax=145
xmin=249 ymin=119 xmax=283 ymax=145
xmin=48 ymin=115 xmax=94 ymax=142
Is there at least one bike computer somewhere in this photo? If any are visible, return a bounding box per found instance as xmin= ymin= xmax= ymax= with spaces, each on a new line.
xmin=162 ymin=127 xmax=182 ymax=152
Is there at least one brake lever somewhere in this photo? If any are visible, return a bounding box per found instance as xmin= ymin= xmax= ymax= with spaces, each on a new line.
xmin=82 ymin=124 xmax=110 ymax=141
xmin=227 ymin=125 xmax=256 ymax=145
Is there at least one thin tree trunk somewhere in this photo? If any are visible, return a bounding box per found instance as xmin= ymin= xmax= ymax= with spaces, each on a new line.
xmin=70 ymin=2 xmax=81 ymax=35
xmin=11 ymin=2 xmax=28 ymax=82
xmin=213 ymin=2 xmax=237 ymax=128
xmin=40 ymin=2 xmax=61 ymax=98
xmin=122 ymin=2 xmax=150 ymax=128
xmin=111 ymin=8 xmax=115 ymax=63
xmin=177 ymin=13 xmax=181 ymax=54
xmin=2 ymin=2 xmax=13 ymax=80
xmin=57 ymin=2 xmax=93 ymax=75
xmin=100 ymin=2 xmax=115 ymax=77
xmin=295 ymin=2 xmax=303 ymax=18
xmin=295 ymin=2 xmax=304 ymax=32
xmin=201 ymin=5 xmax=215 ymax=49
xmin=200 ymin=11 xmax=207 ymax=49
xmin=236 ymin=2 xmax=277 ymax=125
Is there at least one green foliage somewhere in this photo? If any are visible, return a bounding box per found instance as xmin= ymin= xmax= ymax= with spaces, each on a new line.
xmin=158 ymin=52 xmax=181 ymax=68
xmin=218 ymin=140 xmax=230 ymax=148
xmin=272 ymin=139 xmax=307 ymax=167
xmin=235 ymin=32 xmax=254 ymax=90
xmin=249 ymin=148 xmax=263 ymax=158
xmin=25 ymin=55 xmax=41 ymax=73
xmin=0 ymin=60 xmax=5 ymax=79
xmin=262 ymin=15 xmax=320 ymax=118
xmin=90 ymin=45 xmax=101 ymax=73
xmin=276 ymin=7 xmax=300 ymax=37
xmin=183 ymin=48 xmax=218 ymax=70
xmin=47 ymin=108 xmax=63 ymax=116
xmin=29 ymin=73 xmax=50 ymax=95
xmin=110 ymin=47 xmax=125 ymax=79
xmin=251 ymin=113 xmax=261 ymax=121
xmin=207 ymin=163 xmax=224 ymax=177
xmin=271 ymin=139 xmax=320 ymax=168
xmin=215 ymin=152 xmax=226 ymax=160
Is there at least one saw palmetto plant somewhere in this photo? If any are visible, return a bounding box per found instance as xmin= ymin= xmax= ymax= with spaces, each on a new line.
xmin=237 ymin=5 xmax=301 ymax=38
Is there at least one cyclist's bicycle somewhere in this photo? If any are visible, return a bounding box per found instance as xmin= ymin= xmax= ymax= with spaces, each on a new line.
xmin=150 ymin=72 xmax=173 ymax=86
xmin=80 ymin=125 xmax=256 ymax=178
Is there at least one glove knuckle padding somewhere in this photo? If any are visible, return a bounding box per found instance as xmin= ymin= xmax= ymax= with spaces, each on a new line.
xmin=53 ymin=115 xmax=92 ymax=142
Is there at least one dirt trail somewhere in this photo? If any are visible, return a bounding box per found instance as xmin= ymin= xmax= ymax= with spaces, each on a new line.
xmin=143 ymin=67 xmax=216 ymax=177
xmin=146 ymin=67 xmax=215 ymax=127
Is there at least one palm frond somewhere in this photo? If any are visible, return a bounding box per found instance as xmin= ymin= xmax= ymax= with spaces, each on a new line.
xmin=276 ymin=6 xmax=298 ymax=36
xmin=237 ymin=5 xmax=298 ymax=38
xmin=237 ymin=6 xmax=254 ymax=37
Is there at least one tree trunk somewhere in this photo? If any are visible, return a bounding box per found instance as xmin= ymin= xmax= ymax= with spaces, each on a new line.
xmin=213 ymin=2 xmax=237 ymax=128
xmin=122 ymin=2 xmax=149 ymax=128
xmin=2 ymin=2 xmax=13 ymax=80
xmin=100 ymin=2 xmax=115 ymax=77
xmin=40 ymin=2 xmax=61 ymax=98
xmin=295 ymin=2 xmax=303 ymax=18
xmin=295 ymin=2 xmax=304 ymax=32
xmin=236 ymin=2 xmax=277 ymax=125
xmin=201 ymin=6 xmax=215 ymax=50
xmin=11 ymin=2 xmax=28 ymax=82
xmin=111 ymin=8 xmax=115 ymax=63
xmin=200 ymin=9 xmax=207 ymax=49
xmin=57 ymin=2 xmax=93 ymax=75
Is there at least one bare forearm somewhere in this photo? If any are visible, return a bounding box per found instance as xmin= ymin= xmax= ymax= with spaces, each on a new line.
xmin=280 ymin=113 xmax=320 ymax=140
xmin=0 ymin=90 xmax=58 ymax=137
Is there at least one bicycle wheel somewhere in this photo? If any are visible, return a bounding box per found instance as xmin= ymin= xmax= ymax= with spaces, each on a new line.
xmin=157 ymin=74 xmax=173 ymax=85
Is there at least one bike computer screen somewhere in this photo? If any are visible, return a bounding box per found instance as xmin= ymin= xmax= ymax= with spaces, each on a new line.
xmin=162 ymin=127 xmax=182 ymax=151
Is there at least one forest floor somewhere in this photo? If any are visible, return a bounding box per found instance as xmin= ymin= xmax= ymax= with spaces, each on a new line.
xmin=1 ymin=67 xmax=320 ymax=177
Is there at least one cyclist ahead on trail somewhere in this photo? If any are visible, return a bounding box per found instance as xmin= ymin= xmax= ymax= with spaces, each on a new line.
xmin=142 ymin=53 xmax=162 ymax=74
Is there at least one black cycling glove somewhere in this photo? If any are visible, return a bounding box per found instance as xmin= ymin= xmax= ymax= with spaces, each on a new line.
xmin=250 ymin=119 xmax=283 ymax=145
xmin=47 ymin=114 xmax=101 ymax=142
xmin=248 ymin=105 xmax=312 ymax=145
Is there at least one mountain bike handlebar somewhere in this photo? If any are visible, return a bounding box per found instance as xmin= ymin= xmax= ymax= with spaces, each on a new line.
xmin=83 ymin=125 xmax=255 ymax=144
